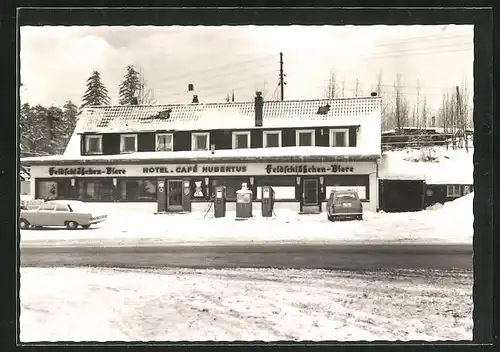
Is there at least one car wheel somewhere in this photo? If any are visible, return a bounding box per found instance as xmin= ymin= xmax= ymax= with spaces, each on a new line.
xmin=357 ymin=215 xmax=363 ymax=221
xmin=327 ymin=214 xmax=333 ymax=222
xmin=66 ymin=221 xmax=78 ymax=230
xmin=19 ymin=218 xmax=30 ymax=230
xmin=82 ymin=225 xmax=91 ymax=229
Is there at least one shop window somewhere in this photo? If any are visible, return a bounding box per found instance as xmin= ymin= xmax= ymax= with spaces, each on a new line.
xmin=212 ymin=178 xmax=250 ymax=201
xmin=325 ymin=175 xmax=370 ymax=201
xmin=447 ymin=185 xmax=461 ymax=197
xmin=263 ymin=131 xmax=282 ymax=148
xmin=119 ymin=179 xmax=157 ymax=201
xmin=120 ymin=134 xmax=138 ymax=153
xmin=36 ymin=180 xmax=58 ymax=200
xmin=296 ymin=130 xmax=315 ymax=147
xmin=329 ymin=128 xmax=349 ymax=147
xmin=85 ymin=135 xmax=103 ymax=154
xmin=76 ymin=179 xmax=114 ymax=201
xmin=192 ymin=132 xmax=210 ymax=151
xmin=190 ymin=179 xmax=208 ymax=199
xmin=232 ymin=131 xmax=251 ymax=149
xmin=156 ymin=133 xmax=173 ymax=152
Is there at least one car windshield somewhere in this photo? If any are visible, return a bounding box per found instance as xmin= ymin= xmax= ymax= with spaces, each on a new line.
xmin=335 ymin=193 xmax=357 ymax=203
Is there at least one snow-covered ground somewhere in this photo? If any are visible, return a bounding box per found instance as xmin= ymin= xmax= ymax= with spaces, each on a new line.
xmin=20 ymin=267 xmax=472 ymax=342
xmin=20 ymin=192 xmax=473 ymax=247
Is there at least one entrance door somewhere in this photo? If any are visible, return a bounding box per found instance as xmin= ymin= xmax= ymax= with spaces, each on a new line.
xmin=303 ymin=179 xmax=319 ymax=205
xmin=167 ymin=180 xmax=183 ymax=211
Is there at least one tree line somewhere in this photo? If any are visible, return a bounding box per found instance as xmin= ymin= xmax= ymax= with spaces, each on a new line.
xmin=20 ymin=65 xmax=157 ymax=156
xmin=324 ymin=68 xmax=472 ymax=137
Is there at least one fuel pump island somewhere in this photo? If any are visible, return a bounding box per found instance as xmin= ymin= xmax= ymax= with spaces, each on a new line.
xmin=212 ymin=183 xmax=276 ymax=219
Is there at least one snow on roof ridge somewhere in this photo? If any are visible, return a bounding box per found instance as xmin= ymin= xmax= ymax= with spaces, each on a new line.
xmin=82 ymin=96 xmax=382 ymax=110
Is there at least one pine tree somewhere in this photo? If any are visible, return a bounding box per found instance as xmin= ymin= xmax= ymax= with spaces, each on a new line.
xmin=61 ymin=100 xmax=79 ymax=149
xmin=81 ymin=70 xmax=111 ymax=107
xmin=118 ymin=65 xmax=141 ymax=105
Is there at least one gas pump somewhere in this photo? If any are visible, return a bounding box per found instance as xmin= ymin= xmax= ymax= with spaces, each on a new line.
xmin=214 ymin=186 xmax=227 ymax=218
xmin=261 ymin=185 xmax=275 ymax=217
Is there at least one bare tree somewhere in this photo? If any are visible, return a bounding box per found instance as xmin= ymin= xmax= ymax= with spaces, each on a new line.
xmin=324 ymin=68 xmax=338 ymax=99
xmin=392 ymin=73 xmax=409 ymax=132
xmin=137 ymin=66 xmax=157 ymax=105
xmin=375 ymin=70 xmax=391 ymax=132
xmin=421 ymin=96 xmax=428 ymax=128
xmin=341 ymin=79 xmax=346 ymax=98
xmin=354 ymin=78 xmax=360 ymax=97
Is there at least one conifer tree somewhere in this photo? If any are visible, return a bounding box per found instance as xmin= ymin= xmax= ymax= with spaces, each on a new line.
xmin=81 ymin=70 xmax=111 ymax=107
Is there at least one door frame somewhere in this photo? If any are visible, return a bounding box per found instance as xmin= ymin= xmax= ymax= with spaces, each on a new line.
xmin=167 ymin=179 xmax=184 ymax=211
xmin=302 ymin=178 xmax=319 ymax=206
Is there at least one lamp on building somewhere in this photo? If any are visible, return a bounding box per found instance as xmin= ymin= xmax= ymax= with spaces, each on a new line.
xmin=204 ymin=177 xmax=209 ymax=186
xmin=319 ymin=176 xmax=324 ymax=185
xmin=249 ymin=177 xmax=254 ymax=185
xmin=296 ymin=176 xmax=301 ymax=185
xmin=113 ymin=178 xmax=117 ymax=187
xmin=71 ymin=178 xmax=76 ymax=186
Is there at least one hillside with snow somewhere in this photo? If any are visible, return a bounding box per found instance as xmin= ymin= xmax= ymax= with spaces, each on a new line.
xmin=379 ymin=146 xmax=473 ymax=184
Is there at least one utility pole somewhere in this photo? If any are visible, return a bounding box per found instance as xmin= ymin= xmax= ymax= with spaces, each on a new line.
xmin=279 ymin=52 xmax=285 ymax=101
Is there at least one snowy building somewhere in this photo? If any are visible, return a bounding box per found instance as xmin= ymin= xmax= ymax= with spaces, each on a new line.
xmin=20 ymin=93 xmax=382 ymax=214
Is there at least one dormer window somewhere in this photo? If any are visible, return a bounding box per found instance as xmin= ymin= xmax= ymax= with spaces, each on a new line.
xmin=192 ymin=132 xmax=210 ymax=151
xmin=329 ymin=128 xmax=349 ymax=147
xmin=85 ymin=135 xmax=103 ymax=154
xmin=296 ymin=129 xmax=315 ymax=147
xmin=120 ymin=134 xmax=138 ymax=153
xmin=232 ymin=131 xmax=251 ymax=149
xmin=156 ymin=133 xmax=173 ymax=152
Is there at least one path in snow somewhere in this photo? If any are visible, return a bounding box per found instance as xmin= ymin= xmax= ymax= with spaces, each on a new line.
xmin=20 ymin=267 xmax=472 ymax=342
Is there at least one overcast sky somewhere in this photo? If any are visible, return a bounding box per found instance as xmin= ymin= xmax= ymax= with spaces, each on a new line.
xmin=20 ymin=25 xmax=473 ymax=112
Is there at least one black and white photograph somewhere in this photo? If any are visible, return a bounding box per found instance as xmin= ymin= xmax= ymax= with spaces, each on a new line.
xmin=18 ymin=14 xmax=480 ymax=342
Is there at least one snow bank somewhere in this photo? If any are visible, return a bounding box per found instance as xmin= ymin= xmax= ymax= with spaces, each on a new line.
xmin=20 ymin=196 xmax=473 ymax=246
xmin=20 ymin=267 xmax=472 ymax=342
xmin=379 ymin=146 xmax=473 ymax=184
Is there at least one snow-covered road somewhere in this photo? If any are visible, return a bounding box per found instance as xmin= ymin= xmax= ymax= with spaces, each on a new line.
xmin=20 ymin=267 xmax=472 ymax=342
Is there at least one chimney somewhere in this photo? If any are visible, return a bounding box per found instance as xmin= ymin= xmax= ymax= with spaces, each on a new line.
xmin=370 ymin=92 xmax=377 ymax=97
xmin=131 ymin=97 xmax=139 ymax=105
xmin=431 ymin=116 xmax=436 ymax=127
xmin=192 ymin=95 xmax=199 ymax=104
xmin=255 ymin=91 xmax=263 ymax=127
xmin=188 ymin=84 xmax=194 ymax=91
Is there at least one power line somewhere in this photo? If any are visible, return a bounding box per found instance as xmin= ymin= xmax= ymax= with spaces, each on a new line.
xmin=153 ymin=54 xmax=276 ymax=91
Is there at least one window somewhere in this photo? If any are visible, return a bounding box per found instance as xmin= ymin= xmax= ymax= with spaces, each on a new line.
xmin=212 ymin=178 xmax=250 ymax=201
xmin=55 ymin=203 xmax=70 ymax=212
xmin=76 ymin=179 xmax=114 ymax=201
xmin=263 ymin=131 xmax=282 ymax=148
xmin=36 ymin=180 xmax=58 ymax=200
xmin=447 ymin=185 xmax=461 ymax=197
xmin=296 ymin=130 xmax=315 ymax=147
xmin=232 ymin=131 xmax=251 ymax=149
xmin=85 ymin=135 xmax=103 ymax=154
xmin=329 ymin=128 xmax=349 ymax=147
xmin=325 ymin=175 xmax=370 ymax=201
xmin=118 ymin=179 xmax=157 ymax=201
xmin=39 ymin=203 xmax=56 ymax=211
xmin=255 ymin=176 xmax=296 ymax=200
xmin=192 ymin=132 xmax=210 ymax=151
xmin=120 ymin=134 xmax=138 ymax=153
xmin=191 ymin=179 xmax=208 ymax=199
xmin=156 ymin=133 xmax=173 ymax=152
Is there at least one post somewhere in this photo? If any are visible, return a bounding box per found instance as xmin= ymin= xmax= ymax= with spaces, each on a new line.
xmin=279 ymin=52 xmax=284 ymax=101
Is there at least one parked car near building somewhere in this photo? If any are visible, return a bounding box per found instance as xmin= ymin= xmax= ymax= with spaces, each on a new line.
xmin=19 ymin=200 xmax=107 ymax=230
xmin=326 ymin=190 xmax=363 ymax=221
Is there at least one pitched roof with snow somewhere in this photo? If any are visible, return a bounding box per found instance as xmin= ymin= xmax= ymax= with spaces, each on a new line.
xmin=77 ymin=97 xmax=381 ymax=133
